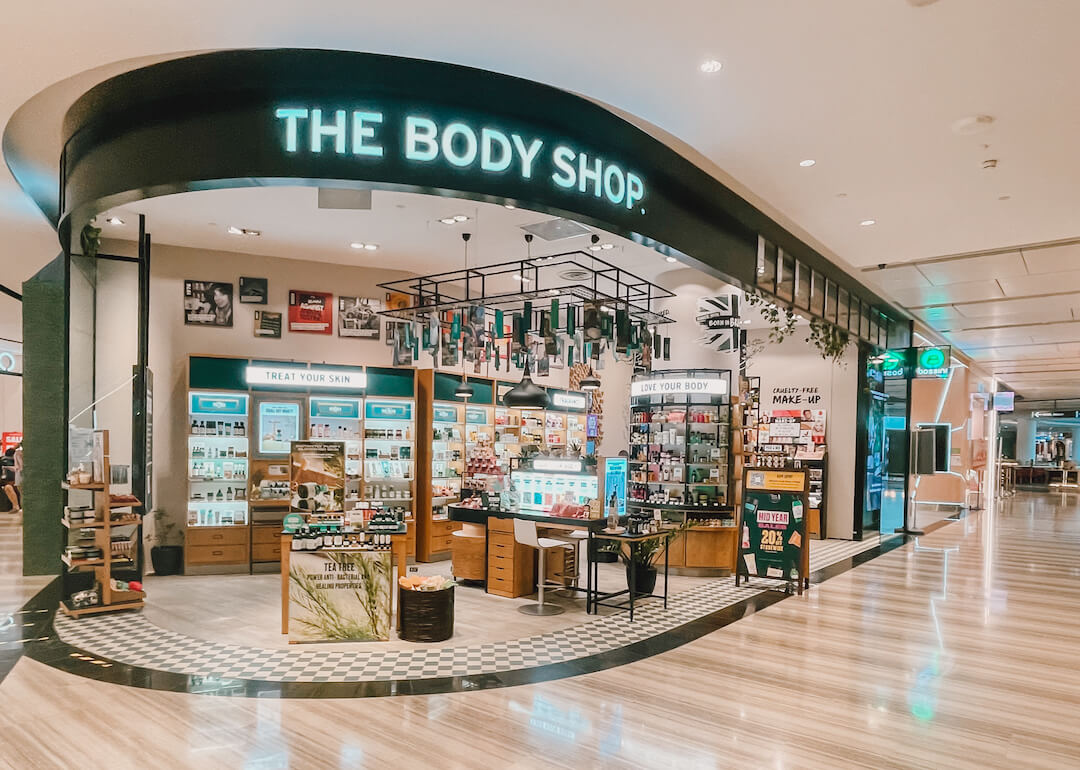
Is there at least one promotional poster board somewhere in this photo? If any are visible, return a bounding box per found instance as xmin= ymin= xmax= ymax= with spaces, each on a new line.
xmin=604 ymin=456 xmax=628 ymax=515
xmin=288 ymin=549 xmax=391 ymax=642
xmin=289 ymin=290 xmax=333 ymax=334
xmin=736 ymin=468 xmax=809 ymax=594
xmin=290 ymin=440 xmax=346 ymax=512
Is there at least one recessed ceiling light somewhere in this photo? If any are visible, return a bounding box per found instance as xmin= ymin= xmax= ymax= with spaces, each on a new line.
xmin=227 ymin=226 xmax=243 ymax=235
xmin=453 ymin=215 xmax=469 ymax=222
xmin=665 ymin=256 xmax=677 ymax=263
xmin=799 ymin=159 xmax=816 ymax=167
xmin=350 ymin=242 xmax=365 ymax=249
xmin=588 ymin=244 xmax=602 ymax=252
xmin=439 ymin=218 xmax=456 ymax=225
xmin=700 ymin=59 xmax=723 ymax=74
xmin=227 ymin=226 xmax=260 ymax=236
xmin=860 ymin=219 xmax=876 ymax=227
xmin=364 ymin=243 xmax=378 ymax=251
xmin=548 ymin=288 xmax=559 ymax=295
xmin=601 ymin=243 xmax=614 ymax=250
xmin=504 ymin=204 xmax=516 ymax=210
xmin=105 ymin=216 xmax=125 ymax=226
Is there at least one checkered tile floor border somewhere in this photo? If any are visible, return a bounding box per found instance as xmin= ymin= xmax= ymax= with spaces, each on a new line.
xmin=52 ymin=538 xmax=887 ymax=683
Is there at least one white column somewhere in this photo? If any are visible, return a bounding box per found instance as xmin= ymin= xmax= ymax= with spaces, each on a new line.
xmin=1015 ymin=417 xmax=1035 ymax=463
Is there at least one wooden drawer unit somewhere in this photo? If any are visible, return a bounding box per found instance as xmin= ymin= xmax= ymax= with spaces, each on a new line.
xmin=684 ymin=528 xmax=736 ymax=570
xmin=187 ymin=543 xmax=249 ymax=565
xmin=430 ymin=520 xmax=463 ymax=537
xmin=486 ymin=533 xmax=536 ymax=598
xmin=487 ymin=516 xmax=515 ymax=534
xmin=252 ymin=525 xmax=282 ymax=545
xmin=252 ymin=541 xmax=282 ymax=563
xmin=430 ymin=535 xmax=456 ymax=553
xmin=187 ymin=526 xmax=248 ymax=547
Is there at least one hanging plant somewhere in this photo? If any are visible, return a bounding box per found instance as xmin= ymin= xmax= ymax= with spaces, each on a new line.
xmin=80 ymin=221 xmax=102 ymax=258
xmin=744 ymin=290 xmax=798 ymax=344
xmin=807 ymin=318 xmax=851 ymax=365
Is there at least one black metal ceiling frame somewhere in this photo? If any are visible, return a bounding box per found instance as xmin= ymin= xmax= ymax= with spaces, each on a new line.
xmin=378 ymin=250 xmax=677 ymax=327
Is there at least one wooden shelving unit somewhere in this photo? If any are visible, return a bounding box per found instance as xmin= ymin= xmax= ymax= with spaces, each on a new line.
xmin=60 ymin=430 xmax=145 ymax=618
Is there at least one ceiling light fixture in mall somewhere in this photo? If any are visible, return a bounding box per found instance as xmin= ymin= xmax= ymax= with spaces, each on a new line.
xmin=700 ymin=59 xmax=723 ymax=74
xmin=440 ymin=215 xmax=471 ymax=225
xmin=665 ymin=256 xmax=677 ymax=263
xmin=504 ymin=204 xmax=516 ymax=210
xmin=799 ymin=159 xmax=816 ymax=167
xmin=227 ymin=226 xmax=260 ymax=236
xmin=105 ymin=216 xmax=125 ymax=226
xmin=349 ymin=242 xmax=379 ymax=251
xmin=860 ymin=219 xmax=876 ymax=227
xmin=503 ymin=359 xmax=550 ymax=411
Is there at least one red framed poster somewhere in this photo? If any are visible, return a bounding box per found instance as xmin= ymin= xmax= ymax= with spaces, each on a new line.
xmin=288 ymin=290 xmax=333 ymax=334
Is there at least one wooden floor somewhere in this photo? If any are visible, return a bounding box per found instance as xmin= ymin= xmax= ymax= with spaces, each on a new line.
xmin=2 ymin=492 xmax=1080 ymax=767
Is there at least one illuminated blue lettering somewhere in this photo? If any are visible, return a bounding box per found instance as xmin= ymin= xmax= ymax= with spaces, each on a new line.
xmin=275 ymin=108 xmax=308 ymax=152
xmin=405 ymin=116 xmax=439 ymax=161
xmin=481 ymin=128 xmax=512 ymax=172
xmin=578 ymin=152 xmax=603 ymax=198
xmin=552 ymin=146 xmax=576 ymax=188
xmin=351 ymin=111 xmax=384 ymax=157
xmin=511 ymin=135 xmax=543 ymax=179
xmin=310 ymin=109 xmax=346 ymax=153
xmin=442 ymin=122 xmax=478 ymax=167
xmin=603 ymin=164 xmax=625 ymax=204
xmin=626 ymin=173 xmax=645 ymax=210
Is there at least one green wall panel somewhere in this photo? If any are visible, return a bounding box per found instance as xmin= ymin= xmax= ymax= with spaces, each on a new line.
xmin=22 ymin=255 xmax=66 ymax=575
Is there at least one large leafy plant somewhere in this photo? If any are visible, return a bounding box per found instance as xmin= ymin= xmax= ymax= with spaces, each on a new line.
xmin=744 ymin=290 xmax=798 ymax=344
xmin=807 ymin=318 xmax=851 ymax=365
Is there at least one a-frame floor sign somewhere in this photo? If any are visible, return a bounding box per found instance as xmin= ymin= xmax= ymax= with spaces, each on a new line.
xmin=735 ymin=468 xmax=811 ymax=595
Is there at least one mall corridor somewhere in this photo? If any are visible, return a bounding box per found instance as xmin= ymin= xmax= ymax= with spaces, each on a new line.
xmin=1 ymin=491 xmax=1077 ymax=768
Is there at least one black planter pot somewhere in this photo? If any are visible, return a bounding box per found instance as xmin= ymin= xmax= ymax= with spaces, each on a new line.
xmin=626 ymin=564 xmax=658 ymax=595
xmin=150 ymin=545 xmax=183 ymax=576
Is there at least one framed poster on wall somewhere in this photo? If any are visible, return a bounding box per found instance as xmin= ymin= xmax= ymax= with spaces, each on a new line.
xmin=184 ymin=280 xmax=233 ymax=327
xmin=239 ymin=277 xmax=268 ymax=304
xmin=253 ymin=310 xmax=282 ymax=338
xmin=338 ymin=296 xmax=381 ymax=338
xmin=288 ymin=290 xmax=333 ymax=334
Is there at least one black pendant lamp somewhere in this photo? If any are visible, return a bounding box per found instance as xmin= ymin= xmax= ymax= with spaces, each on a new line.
xmin=453 ymin=232 xmax=475 ymax=401
xmin=504 ymin=359 xmax=549 ymax=411
xmin=580 ymin=367 xmax=601 ymax=391
xmin=454 ymin=378 xmax=474 ymax=400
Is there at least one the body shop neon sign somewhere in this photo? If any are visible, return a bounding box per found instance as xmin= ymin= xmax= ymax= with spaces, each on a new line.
xmin=274 ymin=108 xmax=645 ymax=212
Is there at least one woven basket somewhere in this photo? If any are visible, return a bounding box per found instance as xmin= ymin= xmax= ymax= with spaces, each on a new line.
xmin=399 ymin=585 xmax=455 ymax=643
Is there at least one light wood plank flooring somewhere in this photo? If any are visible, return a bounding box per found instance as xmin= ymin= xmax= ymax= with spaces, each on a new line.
xmin=2 ymin=493 xmax=1079 ymax=767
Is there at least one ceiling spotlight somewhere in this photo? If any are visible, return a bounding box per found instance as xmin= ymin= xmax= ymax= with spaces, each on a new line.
xmin=588 ymin=244 xmax=603 ymax=252
xmin=860 ymin=219 xmax=877 ymax=227
xmin=453 ymin=215 xmax=469 ymax=222
xmin=227 ymin=226 xmax=243 ymax=235
xmin=601 ymin=243 xmax=614 ymax=250
xmin=799 ymin=159 xmax=816 ymax=167
xmin=105 ymin=216 xmax=125 ymax=226
xmin=548 ymin=289 xmax=559 ymax=295
xmin=350 ymin=242 xmax=365 ymax=249
xmin=439 ymin=218 xmax=457 ymax=225
xmin=700 ymin=59 xmax=723 ymax=74
xmin=364 ymin=243 xmax=378 ymax=251
xmin=504 ymin=204 xmax=516 ymax=210
xmin=227 ymin=226 xmax=260 ymax=236
xmin=665 ymin=256 xmax=677 ymax=263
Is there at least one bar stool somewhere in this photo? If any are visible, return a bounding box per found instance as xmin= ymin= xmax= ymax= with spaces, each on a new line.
xmin=513 ymin=518 xmax=574 ymax=616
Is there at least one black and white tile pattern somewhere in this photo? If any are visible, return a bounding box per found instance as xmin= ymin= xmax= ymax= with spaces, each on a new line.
xmin=52 ymin=537 xmax=887 ymax=683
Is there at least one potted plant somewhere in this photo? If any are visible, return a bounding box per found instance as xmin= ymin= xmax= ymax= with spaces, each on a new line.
xmin=619 ymin=525 xmax=685 ymax=595
xmin=591 ymin=539 xmax=620 ymax=563
xmin=147 ymin=509 xmax=184 ymax=575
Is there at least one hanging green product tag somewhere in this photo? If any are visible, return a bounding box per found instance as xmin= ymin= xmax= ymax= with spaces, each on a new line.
xmin=495 ymin=309 xmax=504 ymax=338
xmin=514 ymin=313 xmax=525 ymax=347
xmin=422 ymin=325 xmax=431 ymax=350
xmin=566 ymin=305 xmax=575 ymax=336
xmin=451 ymin=312 xmax=461 ymax=340
xmin=550 ymin=298 xmax=559 ymax=329
xmin=585 ymin=341 xmax=592 ymax=360
xmin=568 ymin=345 xmax=574 ymax=367
xmin=601 ymin=313 xmax=613 ymax=339
xmin=523 ymin=301 xmax=532 ymax=332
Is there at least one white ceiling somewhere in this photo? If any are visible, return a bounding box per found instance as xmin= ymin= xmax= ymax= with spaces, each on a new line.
xmin=3 ymin=0 xmax=1080 ymax=397
xmin=105 ymin=187 xmax=666 ymax=279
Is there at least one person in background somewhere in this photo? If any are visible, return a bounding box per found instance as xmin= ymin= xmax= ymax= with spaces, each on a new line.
xmin=13 ymin=443 xmax=23 ymax=509
xmin=1 ymin=447 xmax=18 ymax=513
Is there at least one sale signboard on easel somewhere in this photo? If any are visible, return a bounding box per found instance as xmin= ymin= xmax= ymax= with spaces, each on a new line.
xmin=736 ymin=468 xmax=810 ymax=594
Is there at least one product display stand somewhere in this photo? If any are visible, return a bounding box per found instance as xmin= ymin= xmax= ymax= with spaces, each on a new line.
xmin=60 ymin=430 xmax=145 ymax=617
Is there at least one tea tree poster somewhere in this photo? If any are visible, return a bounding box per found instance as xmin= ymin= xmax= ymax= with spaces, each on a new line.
xmin=288 ymin=550 xmax=391 ymax=642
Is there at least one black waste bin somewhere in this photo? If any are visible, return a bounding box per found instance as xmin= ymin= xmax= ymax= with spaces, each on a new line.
xmin=399 ymin=585 xmax=455 ymax=642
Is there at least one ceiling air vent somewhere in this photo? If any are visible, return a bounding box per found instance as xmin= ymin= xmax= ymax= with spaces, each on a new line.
xmin=520 ymin=218 xmax=591 ymax=242
xmin=558 ymin=268 xmax=592 ymax=281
